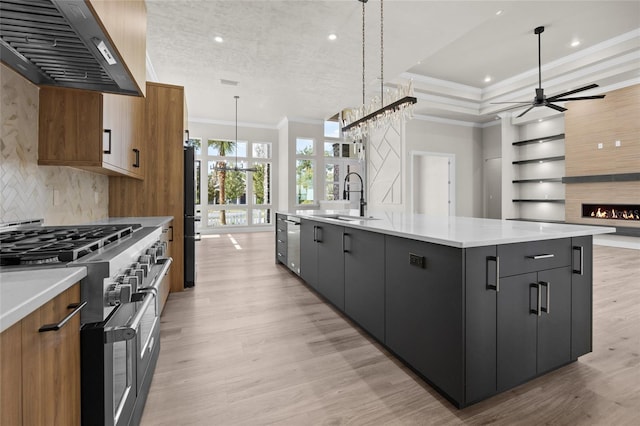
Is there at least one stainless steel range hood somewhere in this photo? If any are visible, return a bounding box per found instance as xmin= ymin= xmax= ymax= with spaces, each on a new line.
xmin=0 ymin=0 xmax=139 ymax=95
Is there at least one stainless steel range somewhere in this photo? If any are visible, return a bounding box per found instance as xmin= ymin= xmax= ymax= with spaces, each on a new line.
xmin=0 ymin=221 xmax=172 ymax=426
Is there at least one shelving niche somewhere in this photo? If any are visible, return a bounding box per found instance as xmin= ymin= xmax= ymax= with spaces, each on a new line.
xmin=511 ymin=132 xmax=566 ymax=219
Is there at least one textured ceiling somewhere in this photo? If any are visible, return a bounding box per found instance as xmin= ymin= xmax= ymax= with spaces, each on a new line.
xmin=146 ymin=0 xmax=640 ymax=126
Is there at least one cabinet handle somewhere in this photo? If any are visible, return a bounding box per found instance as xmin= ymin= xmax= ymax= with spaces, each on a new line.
xmin=169 ymin=225 xmax=174 ymax=242
xmin=277 ymin=239 xmax=284 ymax=243
xmin=185 ymin=129 xmax=190 ymax=143
xmin=103 ymin=129 xmax=112 ymax=154
xmin=530 ymin=283 xmax=541 ymax=316
xmin=313 ymin=225 xmax=317 ymax=242
xmin=343 ymin=232 xmax=350 ymax=253
xmin=486 ymin=256 xmax=499 ymax=292
xmin=133 ymin=148 xmax=140 ymax=168
xmin=526 ymin=254 xmax=555 ymax=260
xmin=284 ymin=220 xmax=300 ymax=225
xmin=539 ymin=281 xmax=550 ymax=314
xmin=572 ymin=246 xmax=584 ymax=275
xmin=39 ymin=301 xmax=87 ymax=332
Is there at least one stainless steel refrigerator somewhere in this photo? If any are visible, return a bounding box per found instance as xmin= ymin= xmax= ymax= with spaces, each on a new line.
xmin=184 ymin=145 xmax=197 ymax=287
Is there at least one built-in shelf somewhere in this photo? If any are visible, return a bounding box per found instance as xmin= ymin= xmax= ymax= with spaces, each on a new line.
xmin=512 ymin=199 xmax=565 ymax=203
xmin=512 ymin=156 xmax=565 ymax=165
xmin=512 ymin=178 xmax=564 ymax=183
xmin=512 ymin=133 xmax=565 ymax=146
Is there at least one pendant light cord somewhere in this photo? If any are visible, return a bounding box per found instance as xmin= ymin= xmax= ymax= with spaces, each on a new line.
xmin=361 ymin=0 xmax=365 ymax=106
xmin=380 ymin=0 xmax=384 ymax=106
xmin=235 ymin=95 xmax=239 ymax=168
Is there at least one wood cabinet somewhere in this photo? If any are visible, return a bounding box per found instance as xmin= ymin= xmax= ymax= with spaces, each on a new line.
xmin=344 ymin=228 xmax=385 ymax=342
xmin=0 ymin=284 xmax=82 ymax=426
xmin=385 ymin=235 xmax=464 ymax=405
xmin=38 ymin=86 xmax=145 ymax=179
xmin=86 ymin=0 xmax=147 ymax=96
xmin=109 ymin=82 xmax=185 ymax=293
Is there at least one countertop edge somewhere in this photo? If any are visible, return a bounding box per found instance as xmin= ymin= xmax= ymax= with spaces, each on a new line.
xmin=0 ymin=267 xmax=87 ymax=333
xmin=87 ymin=216 xmax=174 ymax=228
xmin=281 ymin=211 xmax=616 ymax=248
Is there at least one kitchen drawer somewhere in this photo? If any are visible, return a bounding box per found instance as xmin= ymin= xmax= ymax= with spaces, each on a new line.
xmin=497 ymin=238 xmax=571 ymax=277
xmin=276 ymin=215 xmax=288 ymax=232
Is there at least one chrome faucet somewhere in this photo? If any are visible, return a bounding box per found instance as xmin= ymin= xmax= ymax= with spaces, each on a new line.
xmin=343 ymin=172 xmax=366 ymax=217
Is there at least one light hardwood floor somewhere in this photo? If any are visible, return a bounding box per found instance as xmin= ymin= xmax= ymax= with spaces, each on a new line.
xmin=141 ymin=232 xmax=640 ymax=425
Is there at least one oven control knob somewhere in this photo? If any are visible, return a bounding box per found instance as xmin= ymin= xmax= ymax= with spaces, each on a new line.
xmin=131 ymin=267 xmax=145 ymax=283
xmin=145 ymin=248 xmax=157 ymax=264
xmin=155 ymin=242 xmax=166 ymax=257
xmin=107 ymin=284 xmax=132 ymax=306
xmin=138 ymin=255 xmax=151 ymax=272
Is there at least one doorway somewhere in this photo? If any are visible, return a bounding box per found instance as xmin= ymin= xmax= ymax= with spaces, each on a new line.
xmin=411 ymin=152 xmax=455 ymax=216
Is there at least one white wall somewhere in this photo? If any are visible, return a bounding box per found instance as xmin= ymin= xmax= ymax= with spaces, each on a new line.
xmin=405 ymin=118 xmax=484 ymax=217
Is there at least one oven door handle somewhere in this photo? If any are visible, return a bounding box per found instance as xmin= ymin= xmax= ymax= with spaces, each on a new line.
xmin=137 ymin=256 xmax=172 ymax=315
xmin=104 ymin=293 xmax=155 ymax=344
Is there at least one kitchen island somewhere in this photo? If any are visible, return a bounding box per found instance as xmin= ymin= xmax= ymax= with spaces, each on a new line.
xmin=275 ymin=210 xmax=614 ymax=407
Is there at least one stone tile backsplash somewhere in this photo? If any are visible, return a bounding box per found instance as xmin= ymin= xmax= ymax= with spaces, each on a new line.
xmin=1 ymin=64 xmax=108 ymax=225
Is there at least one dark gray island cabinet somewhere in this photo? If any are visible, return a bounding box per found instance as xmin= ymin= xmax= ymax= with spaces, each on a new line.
xmin=277 ymin=214 xmax=599 ymax=408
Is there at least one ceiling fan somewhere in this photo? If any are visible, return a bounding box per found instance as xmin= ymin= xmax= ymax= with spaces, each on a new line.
xmin=493 ymin=26 xmax=606 ymax=118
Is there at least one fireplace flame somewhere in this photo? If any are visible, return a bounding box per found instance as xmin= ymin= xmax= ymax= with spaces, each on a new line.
xmin=586 ymin=205 xmax=640 ymax=221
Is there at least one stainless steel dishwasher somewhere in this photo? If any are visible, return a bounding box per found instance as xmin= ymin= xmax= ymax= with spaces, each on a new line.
xmin=285 ymin=216 xmax=301 ymax=275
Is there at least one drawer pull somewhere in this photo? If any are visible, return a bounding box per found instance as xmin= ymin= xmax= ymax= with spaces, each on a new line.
xmin=486 ymin=256 xmax=499 ymax=292
xmin=526 ymin=254 xmax=555 ymax=260
xmin=39 ymin=301 xmax=87 ymax=332
xmin=572 ymin=246 xmax=584 ymax=275
xmin=540 ymin=281 xmax=550 ymax=313
xmin=530 ymin=283 xmax=541 ymax=316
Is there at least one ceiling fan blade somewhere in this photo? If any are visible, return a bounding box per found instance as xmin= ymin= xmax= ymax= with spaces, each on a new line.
xmin=498 ymin=103 xmax=535 ymax=112
xmin=552 ymin=95 xmax=606 ymax=102
xmin=547 ymin=83 xmax=599 ymax=101
xmin=546 ymin=103 xmax=568 ymax=113
xmin=517 ymin=106 xmax=535 ymax=118
xmin=490 ymin=101 xmax=531 ymax=104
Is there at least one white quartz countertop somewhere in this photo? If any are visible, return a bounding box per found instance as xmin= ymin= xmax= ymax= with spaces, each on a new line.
xmin=0 ymin=267 xmax=87 ymax=333
xmin=283 ymin=210 xmax=616 ymax=248
xmin=87 ymin=216 xmax=173 ymax=228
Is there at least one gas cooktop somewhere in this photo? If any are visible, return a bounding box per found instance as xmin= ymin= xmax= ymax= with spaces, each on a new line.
xmin=0 ymin=224 xmax=141 ymax=267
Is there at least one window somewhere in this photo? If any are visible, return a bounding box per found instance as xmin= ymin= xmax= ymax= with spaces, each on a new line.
xmin=295 ymin=138 xmax=315 ymax=205
xmin=195 ymin=138 xmax=272 ymax=229
xmin=324 ymin=120 xmax=340 ymax=138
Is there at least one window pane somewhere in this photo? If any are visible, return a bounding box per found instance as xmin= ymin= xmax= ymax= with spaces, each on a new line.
xmin=252 ymin=209 xmax=271 ymax=225
xmin=252 ymin=162 xmax=271 ymax=205
xmin=236 ymin=142 xmax=247 ymax=158
xmin=296 ymin=159 xmax=314 ymax=204
xmin=252 ymin=143 xmax=271 ymax=159
xmin=224 ymin=169 xmax=247 ymax=205
xmin=324 ymin=120 xmax=340 ymax=138
xmin=207 ymin=161 xmax=219 ymax=205
xmin=325 ymin=183 xmax=340 ymax=201
xmin=191 ymin=138 xmax=202 ymax=155
xmin=207 ymin=209 xmax=247 ymax=226
xmin=296 ymin=138 xmax=314 ymax=155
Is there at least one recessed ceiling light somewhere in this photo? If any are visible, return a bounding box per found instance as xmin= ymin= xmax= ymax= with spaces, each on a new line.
xmin=571 ymin=40 xmax=581 ymax=47
xmin=484 ymin=76 xmax=492 ymax=83
xmin=538 ymin=119 xmax=543 ymax=122
xmin=328 ymin=34 xmax=337 ymax=41
xmin=496 ymin=10 xmax=503 ymax=16
xmin=214 ymin=36 xmax=224 ymax=43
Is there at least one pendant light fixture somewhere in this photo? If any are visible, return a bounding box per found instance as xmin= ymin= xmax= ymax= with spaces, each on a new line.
xmin=341 ymin=0 xmax=417 ymax=142
xmin=214 ymin=95 xmax=257 ymax=172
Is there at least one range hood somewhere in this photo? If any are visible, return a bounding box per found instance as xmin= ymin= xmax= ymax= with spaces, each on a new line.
xmin=0 ymin=0 xmax=139 ymax=95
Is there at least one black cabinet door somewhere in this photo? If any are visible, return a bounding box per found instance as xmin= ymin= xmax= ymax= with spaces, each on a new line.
xmin=275 ymin=214 xmax=287 ymax=265
xmin=497 ymin=272 xmax=537 ymax=392
xmin=571 ymin=235 xmax=593 ymax=359
xmin=300 ymin=219 xmax=318 ymax=290
xmin=316 ymin=223 xmax=345 ymax=310
xmin=344 ymin=228 xmax=385 ymax=342
xmin=537 ymin=267 xmax=572 ymax=373
xmin=385 ymin=236 xmax=464 ymax=403
xmin=464 ymin=246 xmax=498 ymax=404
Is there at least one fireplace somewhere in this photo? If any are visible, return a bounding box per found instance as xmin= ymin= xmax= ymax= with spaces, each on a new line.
xmin=582 ymin=204 xmax=640 ymax=221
